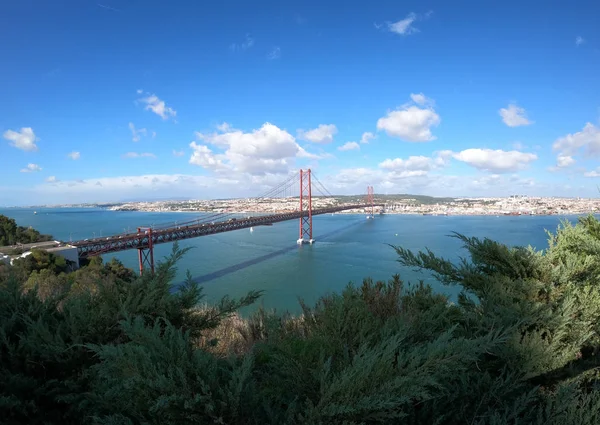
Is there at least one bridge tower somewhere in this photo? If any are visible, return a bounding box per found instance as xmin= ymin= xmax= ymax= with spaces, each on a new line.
xmin=367 ymin=186 xmax=374 ymax=218
xmin=297 ymin=169 xmax=314 ymax=244
xmin=137 ymin=227 xmax=155 ymax=274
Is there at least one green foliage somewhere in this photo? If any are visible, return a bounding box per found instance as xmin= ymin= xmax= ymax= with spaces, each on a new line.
xmin=13 ymin=248 xmax=68 ymax=275
xmin=0 ymin=214 xmax=52 ymax=247
xmin=4 ymin=216 xmax=600 ymax=424
xmin=0 ymin=243 xmax=260 ymax=424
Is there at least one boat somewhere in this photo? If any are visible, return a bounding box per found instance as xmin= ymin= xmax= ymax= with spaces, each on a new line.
xmin=33 ymin=211 xmax=37 ymax=215
xmin=250 ymin=227 xmax=254 ymax=233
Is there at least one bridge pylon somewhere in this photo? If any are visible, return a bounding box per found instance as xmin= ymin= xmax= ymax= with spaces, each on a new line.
xmin=366 ymin=186 xmax=374 ymax=219
xmin=137 ymin=227 xmax=155 ymax=274
xmin=297 ymin=169 xmax=314 ymax=244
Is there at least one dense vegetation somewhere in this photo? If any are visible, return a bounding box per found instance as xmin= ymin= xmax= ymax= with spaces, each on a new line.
xmin=0 ymin=214 xmax=52 ymax=247
xmin=2 ymin=215 xmax=600 ymax=424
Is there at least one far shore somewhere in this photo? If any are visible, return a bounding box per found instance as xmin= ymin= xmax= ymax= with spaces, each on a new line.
xmin=101 ymin=208 xmax=598 ymax=217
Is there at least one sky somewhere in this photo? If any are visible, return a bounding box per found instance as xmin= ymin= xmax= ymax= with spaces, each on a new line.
xmin=1 ymin=0 xmax=599 ymax=206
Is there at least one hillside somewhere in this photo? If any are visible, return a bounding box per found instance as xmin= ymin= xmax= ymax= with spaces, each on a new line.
xmin=0 ymin=214 xmax=52 ymax=247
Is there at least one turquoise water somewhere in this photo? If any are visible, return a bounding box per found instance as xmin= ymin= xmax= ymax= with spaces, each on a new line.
xmin=0 ymin=208 xmax=582 ymax=313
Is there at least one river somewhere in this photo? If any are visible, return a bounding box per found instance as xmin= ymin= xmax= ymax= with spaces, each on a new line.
xmin=0 ymin=207 xmax=583 ymax=313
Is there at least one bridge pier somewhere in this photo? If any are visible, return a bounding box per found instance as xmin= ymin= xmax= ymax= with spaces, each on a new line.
xmin=137 ymin=227 xmax=155 ymax=274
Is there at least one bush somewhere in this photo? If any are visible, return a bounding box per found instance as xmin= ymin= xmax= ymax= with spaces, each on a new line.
xmin=3 ymin=216 xmax=600 ymax=424
xmin=0 ymin=243 xmax=260 ymax=424
xmin=0 ymin=214 xmax=52 ymax=247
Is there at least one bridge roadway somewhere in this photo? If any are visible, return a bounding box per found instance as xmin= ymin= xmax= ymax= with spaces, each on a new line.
xmin=71 ymin=204 xmax=383 ymax=258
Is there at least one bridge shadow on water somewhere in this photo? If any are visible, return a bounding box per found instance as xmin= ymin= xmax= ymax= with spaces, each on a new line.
xmin=182 ymin=218 xmax=365 ymax=286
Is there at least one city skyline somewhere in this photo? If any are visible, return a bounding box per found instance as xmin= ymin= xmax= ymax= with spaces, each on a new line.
xmin=1 ymin=0 xmax=600 ymax=206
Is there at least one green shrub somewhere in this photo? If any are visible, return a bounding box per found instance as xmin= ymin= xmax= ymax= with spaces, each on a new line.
xmin=0 ymin=243 xmax=260 ymax=424
xmin=0 ymin=214 xmax=52 ymax=247
xmin=3 ymin=216 xmax=600 ymax=424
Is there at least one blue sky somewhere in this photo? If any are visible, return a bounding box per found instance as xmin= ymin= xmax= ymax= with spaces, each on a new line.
xmin=1 ymin=0 xmax=599 ymax=206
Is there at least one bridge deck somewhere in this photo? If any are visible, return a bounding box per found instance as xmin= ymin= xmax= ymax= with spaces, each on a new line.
xmin=71 ymin=204 xmax=383 ymax=257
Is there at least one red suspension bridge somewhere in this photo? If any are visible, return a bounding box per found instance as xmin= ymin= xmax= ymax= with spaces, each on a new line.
xmin=71 ymin=169 xmax=382 ymax=274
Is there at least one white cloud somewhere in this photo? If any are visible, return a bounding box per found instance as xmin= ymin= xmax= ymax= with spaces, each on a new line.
xmin=584 ymin=168 xmax=600 ymax=177
xmin=97 ymin=3 xmax=119 ymax=12
xmin=216 ymin=122 xmax=232 ymax=132
xmin=230 ymin=34 xmax=254 ymax=51
xmin=67 ymin=151 xmax=81 ymax=160
xmin=197 ymin=123 xmax=297 ymax=159
xmin=469 ymin=174 xmax=533 ymax=190
xmin=499 ymin=103 xmax=533 ymax=127
xmin=297 ymin=124 xmax=338 ymax=144
xmin=388 ymin=170 xmax=429 ymax=178
xmin=20 ymin=163 xmax=42 ymax=173
xmin=3 ymin=127 xmax=38 ymax=151
xmin=24 ymin=169 xmax=549 ymax=206
xmin=331 ymin=167 xmax=383 ymax=185
xmin=388 ymin=13 xmax=418 ymax=35
xmin=326 ymin=166 xmax=435 ymax=195
xmin=318 ymin=153 xmax=449 ymax=194
xmin=378 ymin=152 xmax=450 ymax=182
xmin=32 ymin=173 xmax=293 ymax=204
xmin=376 ymin=96 xmax=440 ymax=142
xmin=172 ymin=150 xmax=185 ymax=157
xmin=338 ymin=142 xmax=360 ymax=151
xmin=296 ymin=147 xmax=332 ymax=160
xmin=410 ymin=92 xmax=433 ymax=106
xmin=552 ymin=123 xmax=600 ymax=158
xmin=122 ymin=152 xmax=156 ymax=158
xmin=379 ymin=155 xmax=437 ymax=172
xmin=152 ymin=131 xmax=157 ymax=138
xmin=360 ymin=132 xmax=376 ymax=144
xmin=576 ymin=36 xmax=585 ymax=46
xmin=556 ymin=155 xmax=576 ymax=168
xmin=322 ymin=165 xmax=544 ymax=198
xmin=189 ymin=143 xmax=227 ymax=170
xmin=267 ymin=46 xmax=281 ymax=60
xmin=46 ymin=176 xmax=58 ymax=183
xmin=129 ymin=122 xmax=147 ymax=142
xmin=192 ymin=122 xmax=315 ymax=176
xmin=435 ymin=149 xmax=454 ymax=163
xmin=452 ymin=148 xmax=537 ymax=173
xmin=137 ymin=91 xmax=177 ymax=120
